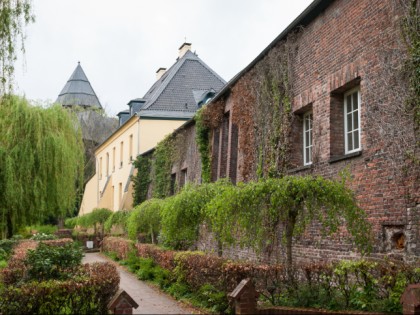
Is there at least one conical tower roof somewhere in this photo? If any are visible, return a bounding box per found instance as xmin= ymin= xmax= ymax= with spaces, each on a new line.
xmin=56 ymin=62 xmax=102 ymax=108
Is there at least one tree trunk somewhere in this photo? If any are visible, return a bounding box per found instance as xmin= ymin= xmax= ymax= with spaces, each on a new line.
xmin=6 ymin=212 xmax=13 ymax=239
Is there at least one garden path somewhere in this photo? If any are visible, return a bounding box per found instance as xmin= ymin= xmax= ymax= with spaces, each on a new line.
xmin=82 ymin=252 xmax=195 ymax=314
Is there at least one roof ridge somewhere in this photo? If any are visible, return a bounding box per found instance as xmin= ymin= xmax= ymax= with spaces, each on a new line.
xmin=141 ymin=52 xmax=190 ymax=111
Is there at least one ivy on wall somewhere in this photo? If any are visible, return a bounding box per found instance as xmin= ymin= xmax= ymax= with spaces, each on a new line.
xmin=401 ymin=0 xmax=420 ymax=143
xmin=151 ymin=135 xmax=175 ymax=198
xmin=132 ymin=155 xmax=151 ymax=206
xmin=194 ymin=109 xmax=211 ymax=183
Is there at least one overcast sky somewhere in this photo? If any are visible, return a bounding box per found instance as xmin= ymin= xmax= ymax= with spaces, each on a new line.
xmin=15 ymin=0 xmax=313 ymax=117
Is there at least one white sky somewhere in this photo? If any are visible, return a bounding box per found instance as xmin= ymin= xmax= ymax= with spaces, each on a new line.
xmin=15 ymin=0 xmax=313 ymax=116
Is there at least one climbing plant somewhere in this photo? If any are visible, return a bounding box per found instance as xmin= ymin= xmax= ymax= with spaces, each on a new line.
xmin=194 ymin=108 xmax=211 ymax=183
xmin=152 ymin=134 xmax=175 ymax=198
xmin=0 ymin=0 xmax=34 ymax=94
xmin=160 ymin=180 xmax=233 ymax=250
xmin=132 ymin=155 xmax=151 ymax=205
xmin=401 ymin=0 xmax=420 ymax=142
xmin=0 ymin=96 xmax=84 ymax=238
xmin=206 ymin=175 xmax=372 ymax=272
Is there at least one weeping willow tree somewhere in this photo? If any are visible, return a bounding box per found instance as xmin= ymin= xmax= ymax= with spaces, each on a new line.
xmin=0 ymin=0 xmax=34 ymax=94
xmin=0 ymin=96 xmax=84 ymax=238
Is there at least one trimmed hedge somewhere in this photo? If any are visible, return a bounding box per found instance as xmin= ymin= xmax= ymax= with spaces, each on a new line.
xmin=103 ymin=237 xmax=420 ymax=313
xmin=101 ymin=236 xmax=134 ymax=260
xmin=0 ymin=262 xmax=119 ymax=315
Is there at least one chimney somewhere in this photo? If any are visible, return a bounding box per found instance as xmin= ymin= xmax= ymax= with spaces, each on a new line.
xmin=156 ymin=67 xmax=167 ymax=80
xmin=178 ymin=42 xmax=192 ymax=58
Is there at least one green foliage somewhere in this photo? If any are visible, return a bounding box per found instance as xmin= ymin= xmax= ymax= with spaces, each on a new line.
xmin=206 ymin=176 xmax=372 ymax=266
xmin=0 ymin=0 xmax=34 ymax=94
xmin=25 ymin=242 xmax=83 ymax=281
xmin=0 ymin=259 xmax=6 ymax=269
xmin=152 ymin=135 xmax=175 ymax=198
xmin=30 ymin=233 xmax=57 ymax=241
xmin=132 ymin=155 xmax=152 ymax=205
xmin=161 ymin=181 xmax=233 ymax=250
xmin=104 ymin=210 xmax=130 ymax=234
xmin=127 ymin=199 xmax=163 ymax=242
xmin=0 ymin=236 xmax=20 ymax=258
xmin=194 ymin=108 xmax=211 ymax=183
xmin=401 ymin=0 xmax=420 ymax=136
xmin=64 ymin=217 xmax=78 ymax=229
xmin=0 ymin=96 xmax=84 ymax=237
xmin=0 ymin=262 xmax=119 ymax=315
xmin=19 ymin=224 xmax=58 ymax=238
xmin=76 ymin=208 xmax=112 ymax=235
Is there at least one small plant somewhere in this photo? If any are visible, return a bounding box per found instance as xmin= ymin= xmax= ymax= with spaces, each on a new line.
xmin=25 ymin=242 xmax=83 ymax=281
xmin=30 ymin=233 xmax=57 ymax=241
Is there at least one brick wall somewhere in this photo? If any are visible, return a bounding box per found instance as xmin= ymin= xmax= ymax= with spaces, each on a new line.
xmin=204 ymin=0 xmax=419 ymax=262
xmin=141 ymin=0 xmax=419 ymax=263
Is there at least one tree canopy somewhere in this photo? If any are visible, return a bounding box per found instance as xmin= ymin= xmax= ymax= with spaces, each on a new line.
xmin=0 ymin=96 xmax=84 ymax=237
xmin=0 ymin=0 xmax=34 ymax=94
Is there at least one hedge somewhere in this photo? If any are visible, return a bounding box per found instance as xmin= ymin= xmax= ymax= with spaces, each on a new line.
xmin=0 ymin=262 xmax=119 ymax=315
xmin=102 ymin=237 xmax=420 ymax=312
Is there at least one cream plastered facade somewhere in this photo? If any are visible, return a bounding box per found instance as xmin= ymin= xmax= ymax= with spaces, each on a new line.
xmin=79 ymin=115 xmax=187 ymax=215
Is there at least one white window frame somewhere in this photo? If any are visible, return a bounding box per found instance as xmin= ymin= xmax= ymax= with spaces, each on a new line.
xmin=344 ymin=87 xmax=361 ymax=154
xmin=303 ymin=111 xmax=313 ymax=166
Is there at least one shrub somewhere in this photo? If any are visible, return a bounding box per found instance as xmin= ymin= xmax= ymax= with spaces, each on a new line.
xmin=77 ymin=208 xmax=113 ymax=236
xmin=104 ymin=210 xmax=130 ymax=234
xmin=25 ymin=242 xmax=83 ymax=281
xmin=64 ymin=217 xmax=78 ymax=229
xmin=30 ymin=232 xmax=58 ymax=240
xmin=102 ymin=237 xmax=134 ymax=260
xmin=160 ymin=180 xmax=233 ymax=249
xmin=0 ymin=235 xmax=21 ymax=258
xmin=18 ymin=225 xmax=58 ymax=238
xmin=127 ymin=199 xmax=163 ymax=242
xmin=0 ymin=262 xmax=119 ymax=315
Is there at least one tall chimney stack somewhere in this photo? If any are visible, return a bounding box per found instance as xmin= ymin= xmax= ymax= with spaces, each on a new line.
xmin=156 ymin=67 xmax=167 ymax=80
xmin=179 ymin=42 xmax=192 ymax=58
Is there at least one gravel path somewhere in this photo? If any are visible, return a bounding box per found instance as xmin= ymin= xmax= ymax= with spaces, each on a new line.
xmin=82 ymin=252 xmax=195 ymax=314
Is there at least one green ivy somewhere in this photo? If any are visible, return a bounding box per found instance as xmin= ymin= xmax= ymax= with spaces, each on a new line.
xmin=401 ymin=0 xmax=420 ymax=142
xmin=152 ymin=135 xmax=175 ymax=198
xmin=132 ymin=155 xmax=151 ymax=205
xmin=194 ymin=109 xmax=211 ymax=183
xmin=160 ymin=181 xmax=233 ymax=250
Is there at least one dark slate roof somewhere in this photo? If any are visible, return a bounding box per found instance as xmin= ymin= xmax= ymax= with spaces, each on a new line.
xmin=137 ymin=50 xmax=226 ymax=119
xmin=56 ymin=62 xmax=102 ymax=108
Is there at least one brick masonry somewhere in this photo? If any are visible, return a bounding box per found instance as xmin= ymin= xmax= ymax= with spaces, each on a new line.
xmin=144 ymin=0 xmax=419 ymax=263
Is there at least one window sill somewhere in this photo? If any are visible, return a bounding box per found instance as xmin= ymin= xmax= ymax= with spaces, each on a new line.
xmin=287 ymin=164 xmax=312 ymax=174
xmin=328 ymin=151 xmax=362 ymax=164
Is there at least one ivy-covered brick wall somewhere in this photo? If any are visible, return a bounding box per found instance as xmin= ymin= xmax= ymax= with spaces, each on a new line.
xmin=135 ymin=0 xmax=419 ymax=262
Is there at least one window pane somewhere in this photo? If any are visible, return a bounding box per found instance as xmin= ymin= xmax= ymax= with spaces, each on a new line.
xmin=347 ymin=113 xmax=353 ymax=132
xmin=305 ymin=148 xmax=310 ymax=163
xmin=305 ymin=117 xmax=309 ymax=130
xmin=346 ymin=95 xmax=352 ymax=113
xmin=353 ymin=111 xmax=359 ymax=129
xmin=347 ymin=132 xmax=353 ymax=151
xmin=305 ymin=131 xmax=310 ymax=146
xmin=353 ymin=92 xmax=358 ymax=111
xmin=354 ymin=131 xmax=359 ymax=149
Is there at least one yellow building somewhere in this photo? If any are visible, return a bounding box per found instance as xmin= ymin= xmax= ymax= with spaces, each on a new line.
xmin=79 ymin=43 xmax=225 ymax=214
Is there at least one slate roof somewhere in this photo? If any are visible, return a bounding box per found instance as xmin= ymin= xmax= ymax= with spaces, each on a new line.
xmin=56 ymin=62 xmax=102 ymax=109
xmin=136 ymin=49 xmax=226 ymax=119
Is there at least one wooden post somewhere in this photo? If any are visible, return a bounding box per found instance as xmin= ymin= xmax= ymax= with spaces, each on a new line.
xmin=401 ymin=284 xmax=420 ymax=315
xmin=108 ymin=289 xmax=139 ymax=315
xmin=228 ymin=278 xmax=259 ymax=315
